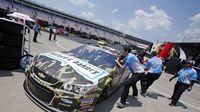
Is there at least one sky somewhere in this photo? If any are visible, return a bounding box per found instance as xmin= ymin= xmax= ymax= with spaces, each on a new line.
xmin=32 ymin=0 xmax=200 ymax=43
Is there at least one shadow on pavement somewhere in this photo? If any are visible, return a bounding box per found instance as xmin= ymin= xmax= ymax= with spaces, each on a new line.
xmin=0 ymin=70 xmax=13 ymax=77
xmin=33 ymin=41 xmax=43 ymax=44
xmin=94 ymin=88 xmax=122 ymax=112
xmin=126 ymin=97 xmax=142 ymax=107
xmin=176 ymin=101 xmax=188 ymax=109
xmin=13 ymin=69 xmax=25 ymax=74
xmin=146 ymin=91 xmax=165 ymax=99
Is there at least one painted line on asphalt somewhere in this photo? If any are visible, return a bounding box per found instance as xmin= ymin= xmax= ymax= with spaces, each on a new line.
xmin=56 ymin=40 xmax=67 ymax=50
xmin=150 ymin=87 xmax=200 ymax=111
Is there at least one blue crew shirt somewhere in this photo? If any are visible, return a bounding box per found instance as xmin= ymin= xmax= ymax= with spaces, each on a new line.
xmin=144 ymin=56 xmax=162 ymax=74
xmin=177 ymin=67 xmax=197 ymax=85
xmin=124 ymin=53 xmax=144 ymax=73
xmin=33 ymin=25 xmax=40 ymax=33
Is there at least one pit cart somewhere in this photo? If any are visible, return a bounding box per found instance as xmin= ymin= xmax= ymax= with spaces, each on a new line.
xmin=0 ymin=18 xmax=33 ymax=70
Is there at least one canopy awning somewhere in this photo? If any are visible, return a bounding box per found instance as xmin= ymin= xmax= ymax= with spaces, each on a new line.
xmin=7 ymin=12 xmax=35 ymax=22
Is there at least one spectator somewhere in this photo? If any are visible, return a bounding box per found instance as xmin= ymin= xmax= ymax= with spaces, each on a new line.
xmin=49 ymin=26 xmax=53 ymax=41
xmin=33 ymin=23 xmax=41 ymax=42
xmin=53 ymin=28 xmax=57 ymax=40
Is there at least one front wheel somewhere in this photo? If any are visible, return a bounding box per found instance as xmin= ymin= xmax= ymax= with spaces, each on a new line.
xmin=20 ymin=54 xmax=33 ymax=70
xmin=97 ymin=84 xmax=111 ymax=103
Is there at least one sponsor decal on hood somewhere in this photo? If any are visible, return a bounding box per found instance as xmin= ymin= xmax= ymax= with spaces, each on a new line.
xmin=41 ymin=52 xmax=109 ymax=84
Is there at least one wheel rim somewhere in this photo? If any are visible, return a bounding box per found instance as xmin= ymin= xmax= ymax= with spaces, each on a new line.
xmin=20 ymin=55 xmax=33 ymax=69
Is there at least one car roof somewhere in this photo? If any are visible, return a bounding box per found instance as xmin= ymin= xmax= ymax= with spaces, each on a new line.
xmin=83 ymin=44 xmax=121 ymax=56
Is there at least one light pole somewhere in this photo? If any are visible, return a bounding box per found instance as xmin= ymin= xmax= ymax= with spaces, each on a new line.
xmin=122 ymin=33 xmax=130 ymax=45
xmin=11 ymin=0 xmax=14 ymax=9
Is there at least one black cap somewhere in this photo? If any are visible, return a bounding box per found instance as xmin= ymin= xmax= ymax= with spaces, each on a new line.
xmin=185 ymin=59 xmax=195 ymax=65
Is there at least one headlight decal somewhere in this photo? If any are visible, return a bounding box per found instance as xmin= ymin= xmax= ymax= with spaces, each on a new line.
xmin=63 ymin=84 xmax=73 ymax=91
xmin=61 ymin=83 xmax=96 ymax=96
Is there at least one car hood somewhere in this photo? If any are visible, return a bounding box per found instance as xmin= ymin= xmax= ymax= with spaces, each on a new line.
xmin=33 ymin=52 xmax=109 ymax=84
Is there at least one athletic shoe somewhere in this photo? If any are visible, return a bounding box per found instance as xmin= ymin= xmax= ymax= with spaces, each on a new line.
xmin=168 ymin=97 xmax=172 ymax=100
xmin=169 ymin=103 xmax=176 ymax=106
xmin=132 ymin=95 xmax=138 ymax=99
xmin=140 ymin=91 xmax=146 ymax=97
xmin=117 ymin=102 xmax=126 ymax=108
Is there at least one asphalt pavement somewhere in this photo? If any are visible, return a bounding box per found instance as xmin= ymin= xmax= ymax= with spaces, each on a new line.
xmin=0 ymin=31 xmax=200 ymax=112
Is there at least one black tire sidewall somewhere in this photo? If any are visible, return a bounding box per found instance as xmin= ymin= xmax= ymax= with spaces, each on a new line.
xmin=20 ymin=54 xmax=33 ymax=70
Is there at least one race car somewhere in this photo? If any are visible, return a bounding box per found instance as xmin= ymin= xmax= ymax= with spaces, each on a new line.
xmin=23 ymin=45 xmax=130 ymax=112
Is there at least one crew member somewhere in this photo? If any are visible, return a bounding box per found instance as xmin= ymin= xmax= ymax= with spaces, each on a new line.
xmin=168 ymin=59 xmax=197 ymax=106
xmin=115 ymin=46 xmax=145 ymax=108
xmin=119 ymin=47 xmax=139 ymax=98
xmin=141 ymin=51 xmax=163 ymax=95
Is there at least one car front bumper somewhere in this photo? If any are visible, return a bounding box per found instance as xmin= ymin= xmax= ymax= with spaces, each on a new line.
xmin=23 ymin=74 xmax=96 ymax=112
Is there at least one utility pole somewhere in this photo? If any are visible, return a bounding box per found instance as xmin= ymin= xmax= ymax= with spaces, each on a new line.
xmin=182 ymin=36 xmax=186 ymax=42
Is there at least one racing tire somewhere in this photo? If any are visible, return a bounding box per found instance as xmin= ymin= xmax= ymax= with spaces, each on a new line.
xmin=97 ymin=84 xmax=111 ymax=103
xmin=24 ymin=49 xmax=28 ymax=55
xmin=20 ymin=54 xmax=33 ymax=70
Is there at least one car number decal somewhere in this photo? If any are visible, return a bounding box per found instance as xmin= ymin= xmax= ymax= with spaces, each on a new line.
xmin=81 ymin=96 xmax=94 ymax=105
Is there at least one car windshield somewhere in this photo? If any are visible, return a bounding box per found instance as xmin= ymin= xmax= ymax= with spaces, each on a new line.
xmin=66 ymin=46 xmax=118 ymax=68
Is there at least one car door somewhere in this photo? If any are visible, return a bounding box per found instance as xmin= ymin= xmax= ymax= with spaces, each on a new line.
xmin=110 ymin=66 xmax=129 ymax=88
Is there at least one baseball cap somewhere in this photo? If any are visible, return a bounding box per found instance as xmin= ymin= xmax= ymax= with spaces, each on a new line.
xmin=185 ymin=59 xmax=195 ymax=65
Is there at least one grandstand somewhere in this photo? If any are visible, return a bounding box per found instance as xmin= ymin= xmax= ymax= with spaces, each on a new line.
xmin=0 ymin=0 xmax=153 ymax=50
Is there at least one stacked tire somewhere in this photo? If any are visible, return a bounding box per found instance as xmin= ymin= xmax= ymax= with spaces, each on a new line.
xmin=0 ymin=18 xmax=24 ymax=70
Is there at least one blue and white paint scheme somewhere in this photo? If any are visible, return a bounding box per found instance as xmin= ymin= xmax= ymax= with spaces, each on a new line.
xmin=42 ymin=52 xmax=109 ymax=84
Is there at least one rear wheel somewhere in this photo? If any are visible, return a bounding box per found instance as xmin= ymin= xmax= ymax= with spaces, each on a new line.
xmin=20 ymin=54 xmax=33 ymax=70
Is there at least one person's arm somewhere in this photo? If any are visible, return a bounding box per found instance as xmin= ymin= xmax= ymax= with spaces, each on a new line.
xmin=39 ymin=27 xmax=41 ymax=35
xmin=188 ymin=71 xmax=198 ymax=91
xmin=187 ymin=80 xmax=195 ymax=91
xmin=169 ymin=73 xmax=179 ymax=81
xmin=33 ymin=25 xmax=36 ymax=31
xmin=169 ymin=67 xmax=183 ymax=81
xmin=144 ymin=59 xmax=151 ymax=71
xmin=115 ymin=59 xmax=125 ymax=68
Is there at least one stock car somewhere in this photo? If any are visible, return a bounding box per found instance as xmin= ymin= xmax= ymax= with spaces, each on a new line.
xmin=23 ymin=45 xmax=130 ymax=112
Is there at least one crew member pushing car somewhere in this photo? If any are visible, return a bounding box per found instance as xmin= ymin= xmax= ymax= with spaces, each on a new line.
xmin=115 ymin=46 xmax=145 ymax=108
xmin=141 ymin=51 xmax=163 ymax=95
